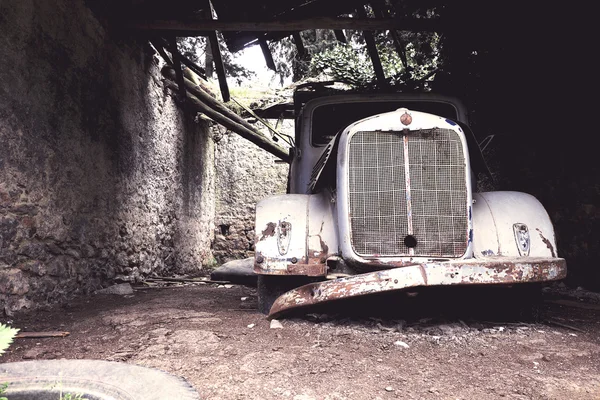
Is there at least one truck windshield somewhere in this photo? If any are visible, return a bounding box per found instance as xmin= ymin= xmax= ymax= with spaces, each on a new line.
xmin=311 ymin=101 xmax=460 ymax=146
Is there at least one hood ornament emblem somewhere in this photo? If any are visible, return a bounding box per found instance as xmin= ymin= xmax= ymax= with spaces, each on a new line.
xmin=400 ymin=111 xmax=412 ymax=126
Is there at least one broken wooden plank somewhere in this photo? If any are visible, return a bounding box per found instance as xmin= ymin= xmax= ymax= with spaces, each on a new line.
xmin=545 ymin=299 xmax=600 ymax=311
xmin=258 ymin=37 xmax=276 ymax=71
xmin=153 ymin=39 xmax=215 ymax=97
xmin=16 ymin=331 xmax=70 ymax=339
xmin=333 ymin=29 xmax=347 ymax=43
xmin=150 ymin=39 xmax=173 ymax=64
xmin=162 ymin=66 xmax=283 ymax=142
xmin=128 ymin=16 xmax=442 ymax=33
xmin=163 ymin=72 xmax=291 ymax=163
xmin=156 ymin=37 xmax=208 ymax=80
xmin=545 ymin=319 xmax=585 ymax=333
xmin=168 ymin=37 xmax=187 ymax=102
xmin=207 ymin=31 xmax=230 ymax=102
xmin=178 ymin=89 xmax=289 ymax=161
xmin=292 ymin=32 xmax=306 ymax=57
xmin=146 ymin=277 xmax=231 ymax=284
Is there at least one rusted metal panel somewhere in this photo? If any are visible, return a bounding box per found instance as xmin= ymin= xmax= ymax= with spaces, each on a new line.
xmin=268 ymin=257 xmax=567 ymax=319
xmin=255 ymin=191 xmax=338 ymax=276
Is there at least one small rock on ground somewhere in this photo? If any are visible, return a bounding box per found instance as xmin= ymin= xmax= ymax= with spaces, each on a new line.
xmin=270 ymin=319 xmax=283 ymax=329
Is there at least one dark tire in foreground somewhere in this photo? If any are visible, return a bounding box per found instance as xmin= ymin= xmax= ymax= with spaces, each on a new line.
xmin=0 ymin=360 xmax=199 ymax=400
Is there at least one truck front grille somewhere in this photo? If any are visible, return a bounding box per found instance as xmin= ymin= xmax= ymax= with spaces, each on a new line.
xmin=348 ymin=129 xmax=468 ymax=257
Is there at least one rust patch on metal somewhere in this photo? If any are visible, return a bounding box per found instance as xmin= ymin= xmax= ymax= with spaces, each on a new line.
xmin=536 ymin=228 xmax=556 ymax=258
xmin=419 ymin=265 xmax=428 ymax=285
xmin=305 ymin=234 xmax=330 ymax=265
xmin=361 ymin=259 xmax=420 ymax=268
xmin=279 ymin=221 xmax=290 ymax=236
xmin=319 ymin=236 xmax=329 ymax=254
xmin=286 ymin=263 xmax=327 ymax=276
xmin=259 ymin=222 xmax=276 ymax=241
xmin=268 ymin=258 xmax=567 ymax=319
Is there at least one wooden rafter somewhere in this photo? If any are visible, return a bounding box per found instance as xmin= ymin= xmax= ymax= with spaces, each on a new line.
xmin=356 ymin=7 xmax=386 ymax=86
xmin=258 ymin=37 xmax=276 ymax=71
xmin=207 ymin=31 xmax=230 ymax=102
xmin=162 ymin=67 xmax=290 ymax=162
xmin=292 ymin=32 xmax=306 ymax=57
xmin=333 ymin=30 xmax=347 ymax=43
xmin=201 ymin=0 xmax=230 ymax=102
xmin=168 ymin=37 xmax=187 ymax=101
xmin=371 ymin=0 xmax=408 ymax=70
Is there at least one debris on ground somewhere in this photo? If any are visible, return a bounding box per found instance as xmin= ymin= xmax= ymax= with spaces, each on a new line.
xmin=96 ymin=283 xmax=133 ymax=295
xmin=393 ymin=340 xmax=409 ymax=348
xmin=16 ymin=331 xmax=70 ymax=338
xmin=2 ymin=285 xmax=600 ymax=400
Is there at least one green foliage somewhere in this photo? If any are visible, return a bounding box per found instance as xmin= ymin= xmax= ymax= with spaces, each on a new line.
xmin=177 ymin=36 xmax=255 ymax=85
xmin=62 ymin=393 xmax=88 ymax=400
xmin=0 ymin=382 xmax=8 ymax=400
xmin=0 ymin=323 xmax=19 ymax=355
xmin=306 ymin=30 xmax=440 ymax=89
xmin=263 ymin=5 xmax=440 ymax=88
xmin=310 ymin=43 xmax=374 ymax=86
xmin=203 ymin=256 xmax=219 ymax=270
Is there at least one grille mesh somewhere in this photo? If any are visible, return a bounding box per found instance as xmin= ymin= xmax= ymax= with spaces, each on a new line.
xmin=348 ymin=129 xmax=468 ymax=257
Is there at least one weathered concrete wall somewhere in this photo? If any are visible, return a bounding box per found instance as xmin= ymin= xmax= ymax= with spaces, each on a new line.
xmin=0 ymin=0 xmax=215 ymax=314
xmin=212 ymin=126 xmax=288 ymax=263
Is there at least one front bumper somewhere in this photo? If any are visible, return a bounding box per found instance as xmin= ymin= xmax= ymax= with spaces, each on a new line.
xmin=268 ymin=257 xmax=566 ymax=319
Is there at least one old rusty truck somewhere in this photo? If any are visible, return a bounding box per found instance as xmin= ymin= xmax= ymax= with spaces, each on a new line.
xmin=254 ymin=91 xmax=566 ymax=318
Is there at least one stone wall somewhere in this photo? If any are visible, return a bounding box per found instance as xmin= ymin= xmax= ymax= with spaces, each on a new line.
xmin=0 ymin=0 xmax=215 ymax=314
xmin=212 ymin=126 xmax=289 ymax=264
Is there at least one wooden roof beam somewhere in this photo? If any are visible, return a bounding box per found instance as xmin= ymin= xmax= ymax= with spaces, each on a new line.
xmin=258 ymin=37 xmax=277 ymax=71
xmin=207 ymin=31 xmax=230 ymax=102
xmin=201 ymin=0 xmax=230 ymax=102
xmin=128 ymin=16 xmax=443 ymax=33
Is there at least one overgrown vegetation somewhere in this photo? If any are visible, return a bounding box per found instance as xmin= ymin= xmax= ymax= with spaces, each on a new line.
xmin=0 ymin=323 xmax=18 ymax=355
xmin=177 ymin=36 xmax=255 ymax=85
xmin=0 ymin=382 xmax=8 ymax=400
xmin=1 ymin=324 xmax=18 ymax=400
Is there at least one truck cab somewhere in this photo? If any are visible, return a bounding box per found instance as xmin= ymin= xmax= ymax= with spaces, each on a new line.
xmin=254 ymin=91 xmax=566 ymax=317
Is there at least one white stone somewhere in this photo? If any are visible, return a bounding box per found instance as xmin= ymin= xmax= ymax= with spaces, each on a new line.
xmin=270 ymin=319 xmax=283 ymax=329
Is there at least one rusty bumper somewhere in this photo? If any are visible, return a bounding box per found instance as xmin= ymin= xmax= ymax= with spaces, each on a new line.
xmin=268 ymin=257 xmax=567 ymax=319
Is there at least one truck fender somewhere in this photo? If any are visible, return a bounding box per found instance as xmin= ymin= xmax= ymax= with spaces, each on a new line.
xmin=472 ymin=191 xmax=558 ymax=258
xmin=254 ymin=192 xmax=338 ymax=276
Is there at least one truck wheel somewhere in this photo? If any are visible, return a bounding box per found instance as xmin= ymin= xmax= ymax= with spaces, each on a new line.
xmin=257 ymin=275 xmax=319 ymax=315
xmin=0 ymin=360 xmax=199 ymax=400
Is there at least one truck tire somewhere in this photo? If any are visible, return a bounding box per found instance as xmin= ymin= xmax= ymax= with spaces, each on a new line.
xmin=0 ymin=360 xmax=199 ymax=400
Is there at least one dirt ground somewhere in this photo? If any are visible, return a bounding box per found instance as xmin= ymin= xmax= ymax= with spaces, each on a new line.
xmin=2 ymin=282 xmax=600 ymax=400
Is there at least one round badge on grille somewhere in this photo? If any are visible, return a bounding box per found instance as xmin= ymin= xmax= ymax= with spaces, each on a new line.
xmin=404 ymin=235 xmax=418 ymax=248
xmin=400 ymin=112 xmax=412 ymax=126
